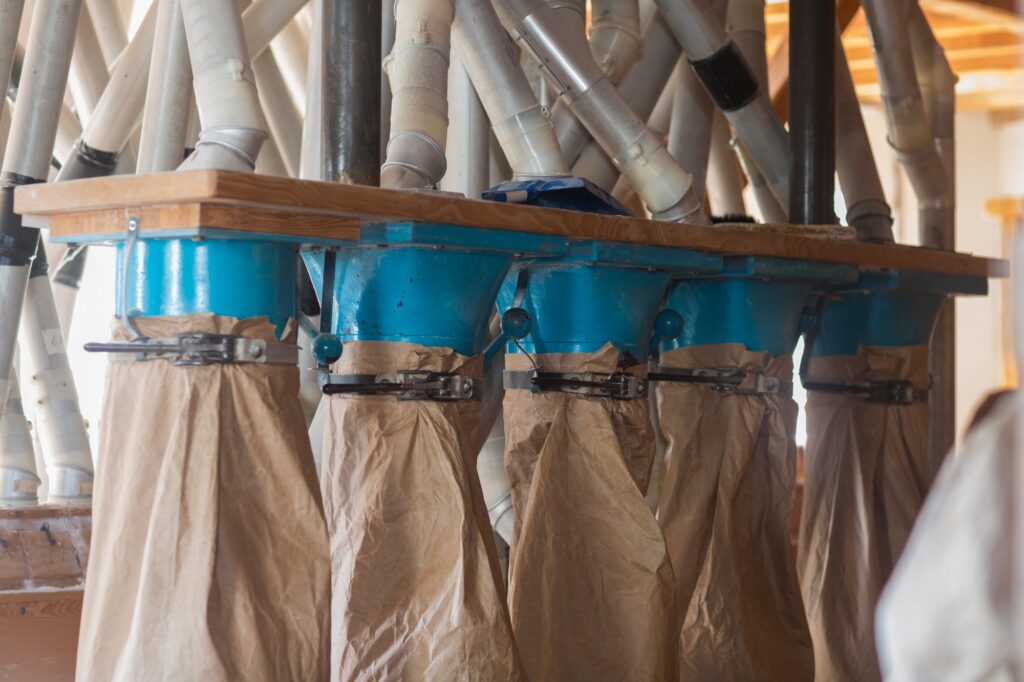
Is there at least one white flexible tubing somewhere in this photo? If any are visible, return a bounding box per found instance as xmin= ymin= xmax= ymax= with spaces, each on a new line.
xmin=497 ymin=0 xmax=707 ymax=224
xmin=835 ymin=27 xmax=893 ymax=243
xmin=137 ymin=0 xmax=192 ymax=174
xmin=589 ymin=0 xmax=641 ymax=83
xmin=19 ymin=276 xmax=92 ymax=504
xmin=298 ymin=0 xmax=320 ymax=179
xmin=0 ymin=1 xmax=26 ymax=95
xmin=178 ymin=0 xmax=268 ymax=172
xmin=0 ymin=368 xmax=40 ymax=507
xmin=705 ymin=111 xmax=745 ymax=216
xmin=655 ymin=0 xmax=789 ymax=209
xmin=380 ymin=0 xmax=454 ymax=189
xmin=68 ymin=4 xmax=107 ymax=125
xmin=452 ymin=0 xmax=567 ymax=179
xmin=84 ymin=0 xmax=126 ymax=67
xmin=476 ymin=417 xmax=514 ymax=544
xmin=253 ymin=49 xmax=302 ymax=176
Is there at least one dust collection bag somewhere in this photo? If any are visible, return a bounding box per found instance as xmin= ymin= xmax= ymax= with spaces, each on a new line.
xmin=654 ymin=343 xmax=814 ymax=681
xmin=875 ymin=390 xmax=1023 ymax=681
xmin=503 ymin=345 xmax=678 ymax=682
xmin=797 ymin=345 xmax=931 ymax=682
xmin=77 ymin=315 xmax=331 ymax=682
xmin=320 ymin=341 xmax=522 ymax=681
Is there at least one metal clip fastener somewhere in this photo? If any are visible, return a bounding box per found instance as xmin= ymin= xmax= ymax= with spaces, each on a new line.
xmin=803 ymin=379 xmax=928 ymax=405
xmin=648 ymin=366 xmax=793 ymax=396
xmin=319 ymin=370 xmax=480 ymax=401
xmin=84 ymin=333 xmax=299 ymax=366
xmin=503 ymin=369 xmax=647 ymax=399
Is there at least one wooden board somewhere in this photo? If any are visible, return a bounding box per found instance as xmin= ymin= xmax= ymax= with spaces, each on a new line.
xmin=15 ymin=169 xmax=1008 ymax=278
xmin=0 ymin=591 xmax=83 ymax=682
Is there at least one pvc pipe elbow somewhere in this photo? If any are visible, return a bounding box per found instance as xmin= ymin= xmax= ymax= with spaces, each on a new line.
xmin=494 ymin=105 xmax=569 ymax=178
xmin=588 ymin=0 xmax=642 ymax=82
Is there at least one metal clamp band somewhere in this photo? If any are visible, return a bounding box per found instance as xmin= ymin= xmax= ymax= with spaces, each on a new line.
xmin=319 ymin=370 xmax=480 ymax=401
xmin=803 ymin=379 xmax=928 ymax=405
xmin=84 ymin=333 xmax=299 ymax=366
xmin=504 ymin=369 xmax=648 ymax=399
xmin=649 ymin=366 xmax=793 ymax=396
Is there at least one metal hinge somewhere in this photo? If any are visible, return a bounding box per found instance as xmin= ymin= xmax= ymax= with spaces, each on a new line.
xmin=84 ymin=333 xmax=299 ymax=366
xmin=319 ymin=370 xmax=480 ymax=401
xmin=648 ymin=366 xmax=793 ymax=396
xmin=803 ymin=379 xmax=928 ymax=405
xmin=503 ymin=369 xmax=648 ymax=399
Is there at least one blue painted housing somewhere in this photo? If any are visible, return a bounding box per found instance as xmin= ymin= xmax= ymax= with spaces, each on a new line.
xmin=496 ymin=241 xmax=721 ymax=360
xmin=303 ymin=222 xmax=566 ymax=355
xmin=116 ymin=238 xmax=297 ymax=330
xmin=661 ymin=256 xmax=858 ymax=356
xmin=809 ymin=269 xmax=988 ymax=357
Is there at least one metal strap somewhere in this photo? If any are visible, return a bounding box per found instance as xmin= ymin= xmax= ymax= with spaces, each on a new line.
xmin=803 ymin=379 xmax=928 ymax=405
xmin=504 ymin=369 xmax=648 ymax=399
xmin=648 ymin=366 xmax=793 ymax=396
xmin=84 ymin=333 xmax=299 ymax=366
xmin=320 ymin=370 xmax=480 ymax=401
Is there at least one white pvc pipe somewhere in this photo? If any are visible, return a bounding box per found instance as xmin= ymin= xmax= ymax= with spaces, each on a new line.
xmin=68 ymin=4 xmax=107 ymax=125
xmin=256 ymin=134 xmax=289 ymax=176
xmin=137 ymin=0 xmax=192 ymax=174
xmin=589 ymin=0 xmax=641 ymax=83
xmin=253 ymin=49 xmax=302 ymax=176
xmin=0 ymin=1 xmax=26 ymax=96
xmin=476 ymin=418 xmax=514 ymax=544
xmin=668 ymin=57 xmax=714 ymax=206
xmin=178 ymin=0 xmax=268 ymax=172
xmin=440 ymin=50 xmax=490 ymax=197
xmin=0 ymin=368 xmax=40 ymax=507
xmin=497 ymin=0 xmax=707 ymax=224
xmin=269 ymin=17 xmax=308 ymax=112
xmin=19 ymin=276 xmax=92 ymax=504
xmin=706 ymin=111 xmax=746 ymax=216
xmin=380 ymin=0 xmax=454 ymax=189
xmin=299 ymin=0 xmax=320 ymax=180
xmin=452 ymin=0 xmax=567 ymax=179
xmin=655 ymin=0 xmax=790 ymax=210
xmin=84 ymin=0 xmax=126 ymax=67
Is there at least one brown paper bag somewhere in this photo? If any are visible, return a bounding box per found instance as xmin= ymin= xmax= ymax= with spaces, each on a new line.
xmin=798 ymin=345 xmax=931 ymax=682
xmin=654 ymin=343 xmax=813 ymax=681
xmin=77 ymin=315 xmax=331 ymax=682
xmin=320 ymin=341 xmax=522 ymax=681
xmin=503 ymin=345 xmax=678 ymax=682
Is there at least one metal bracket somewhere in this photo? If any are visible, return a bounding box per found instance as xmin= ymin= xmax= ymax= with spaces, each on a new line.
xmin=648 ymin=366 xmax=793 ymax=396
xmin=504 ymin=368 xmax=648 ymax=399
xmin=84 ymin=333 xmax=299 ymax=366
xmin=802 ymin=379 xmax=928 ymax=405
xmin=319 ymin=370 xmax=480 ymax=401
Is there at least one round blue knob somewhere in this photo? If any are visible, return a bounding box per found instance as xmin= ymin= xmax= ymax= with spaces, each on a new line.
xmin=654 ymin=309 xmax=684 ymax=341
xmin=501 ymin=307 xmax=532 ymax=340
xmin=311 ymin=333 xmax=343 ymax=365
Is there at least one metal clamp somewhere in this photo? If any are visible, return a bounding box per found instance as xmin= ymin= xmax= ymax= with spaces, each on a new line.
xmin=504 ymin=369 xmax=647 ymax=399
xmin=319 ymin=370 xmax=480 ymax=401
xmin=802 ymin=379 xmax=928 ymax=405
xmin=84 ymin=333 xmax=299 ymax=366
xmin=648 ymin=366 xmax=793 ymax=396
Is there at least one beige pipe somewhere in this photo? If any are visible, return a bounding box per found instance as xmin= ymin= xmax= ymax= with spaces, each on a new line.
xmin=705 ymin=111 xmax=745 ymax=216
xmin=137 ymin=0 xmax=192 ymax=174
xmin=68 ymin=5 xmax=107 ymax=124
xmin=253 ymin=49 xmax=302 ymax=176
xmin=589 ymin=0 xmax=641 ymax=82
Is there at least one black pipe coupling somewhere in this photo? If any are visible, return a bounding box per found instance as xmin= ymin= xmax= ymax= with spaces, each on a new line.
xmin=689 ymin=40 xmax=761 ymax=112
xmin=0 ymin=171 xmax=44 ymax=267
xmin=59 ymin=139 xmax=119 ymax=182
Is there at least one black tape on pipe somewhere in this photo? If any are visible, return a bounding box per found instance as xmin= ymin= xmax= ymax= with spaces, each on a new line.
xmin=59 ymin=140 xmax=120 ymax=181
xmin=689 ymin=40 xmax=760 ymax=113
xmin=0 ymin=171 xmax=44 ymax=268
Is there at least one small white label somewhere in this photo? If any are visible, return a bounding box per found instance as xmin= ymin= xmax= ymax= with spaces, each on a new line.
xmin=42 ymin=329 xmax=66 ymax=355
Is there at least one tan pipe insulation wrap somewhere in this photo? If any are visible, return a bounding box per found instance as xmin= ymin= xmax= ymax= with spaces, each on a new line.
xmin=653 ymin=344 xmax=813 ymax=681
xmin=320 ymin=341 xmax=523 ymax=680
xmin=76 ymin=315 xmax=330 ymax=682
xmin=503 ymin=347 xmax=678 ymax=681
xmin=875 ymin=390 xmax=1023 ymax=681
xmin=381 ymin=0 xmax=454 ymax=189
xmin=797 ymin=346 xmax=931 ymax=682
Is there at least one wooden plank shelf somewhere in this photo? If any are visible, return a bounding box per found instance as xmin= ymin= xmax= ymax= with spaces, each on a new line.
xmin=15 ymin=170 xmax=1008 ymax=279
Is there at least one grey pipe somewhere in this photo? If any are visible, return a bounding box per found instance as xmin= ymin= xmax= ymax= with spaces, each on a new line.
xmin=705 ymin=111 xmax=745 ymax=216
xmin=440 ymin=50 xmax=490 ymax=197
xmin=137 ymin=0 xmax=192 ymax=174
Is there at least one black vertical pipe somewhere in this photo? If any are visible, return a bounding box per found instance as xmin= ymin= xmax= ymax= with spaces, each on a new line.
xmin=322 ymin=0 xmax=382 ymax=186
xmin=789 ymin=0 xmax=836 ymax=224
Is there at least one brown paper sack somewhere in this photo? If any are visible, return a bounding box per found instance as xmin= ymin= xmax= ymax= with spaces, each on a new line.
xmin=875 ymin=390 xmax=1023 ymax=681
xmin=654 ymin=343 xmax=813 ymax=681
xmin=76 ymin=315 xmax=331 ymax=682
xmin=503 ymin=345 xmax=678 ymax=682
xmin=797 ymin=346 xmax=931 ymax=682
xmin=320 ymin=341 xmax=522 ymax=681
